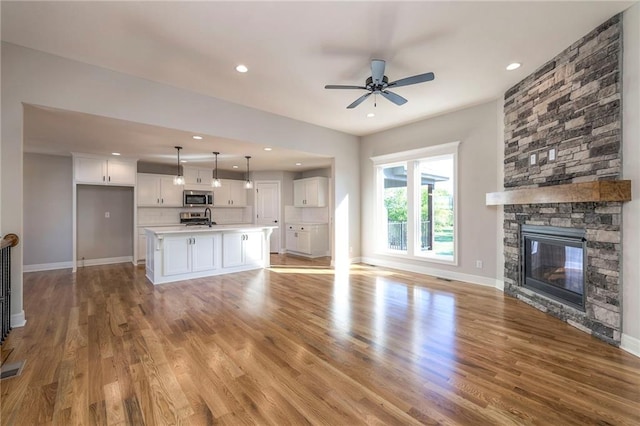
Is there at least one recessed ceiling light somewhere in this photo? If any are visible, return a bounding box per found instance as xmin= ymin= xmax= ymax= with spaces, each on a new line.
xmin=232 ymin=165 xmax=239 ymax=169
xmin=111 ymin=152 xmax=121 ymax=156
xmin=367 ymin=113 xmax=375 ymax=118
xmin=295 ymin=162 xmax=302 ymax=166
xmin=192 ymin=135 xmax=203 ymax=140
xmin=181 ymin=160 xmax=188 ymax=163
xmin=264 ymin=147 xmax=272 ymax=151
xmin=506 ymin=62 xmax=521 ymax=71
xmin=236 ymin=64 xmax=248 ymax=73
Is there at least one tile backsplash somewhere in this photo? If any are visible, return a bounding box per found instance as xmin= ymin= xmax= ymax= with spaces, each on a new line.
xmin=138 ymin=207 xmax=252 ymax=225
xmin=284 ymin=206 xmax=329 ymax=224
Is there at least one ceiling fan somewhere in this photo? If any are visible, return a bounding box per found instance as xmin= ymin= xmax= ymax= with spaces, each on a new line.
xmin=325 ymin=59 xmax=435 ymax=109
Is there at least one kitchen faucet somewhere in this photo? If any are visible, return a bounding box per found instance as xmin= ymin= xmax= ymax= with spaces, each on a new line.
xmin=204 ymin=207 xmax=212 ymax=227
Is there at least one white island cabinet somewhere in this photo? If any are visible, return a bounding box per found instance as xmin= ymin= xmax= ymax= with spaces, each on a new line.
xmin=145 ymin=225 xmax=275 ymax=285
xmin=222 ymin=231 xmax=263 ymax=268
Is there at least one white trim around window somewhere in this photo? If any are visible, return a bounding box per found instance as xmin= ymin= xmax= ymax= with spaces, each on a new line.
xmin=370 ymin=141 xmax=460 ymax=165
xmin=371 ymin=141 xmax=460 ymax=266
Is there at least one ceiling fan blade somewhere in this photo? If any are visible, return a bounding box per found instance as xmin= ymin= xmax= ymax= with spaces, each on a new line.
xmin=388 ymin=72 xmax=435 ymax=88
xmin=371 ymin=59 xmax=386 ymax=85
xmin=381 ymin=90 xmax=408 ymax=106
xmin=347 ymin=92 xmax=372 ymax=109
xmin=325 ymin=85 xmax=368 ymax=90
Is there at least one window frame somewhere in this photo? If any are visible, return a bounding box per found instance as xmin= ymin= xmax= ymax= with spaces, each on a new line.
xmin=371 ymin=141 xmax=459 ymax=266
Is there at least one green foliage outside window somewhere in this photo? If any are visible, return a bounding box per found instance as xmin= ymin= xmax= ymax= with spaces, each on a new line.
xmin=433 ymin=188 xmax=453 ymax=232
xmin=385 ymin=186 xmax=453 ymax=229
xmin=383 ymin=187 xmax=408 ymax=222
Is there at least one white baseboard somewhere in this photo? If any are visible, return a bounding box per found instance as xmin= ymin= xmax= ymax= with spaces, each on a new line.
xmin=350 ymin=256 xmax=362 ymax=264
xmin=10 ymin=310 xmax=26 ymax=328
xmin=360 ymin=256 xmax=503 ymax=289
xmin=24 ymin=261 xmax=73 ymax=272
xmin=621 ymin=333 xmax=640 ymax=358
xmin=77 ymin=256 xmax=133 ymax=268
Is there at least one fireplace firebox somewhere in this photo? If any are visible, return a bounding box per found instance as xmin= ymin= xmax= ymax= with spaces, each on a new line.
xmin=521 ymin=225 xmax=586 ymax=311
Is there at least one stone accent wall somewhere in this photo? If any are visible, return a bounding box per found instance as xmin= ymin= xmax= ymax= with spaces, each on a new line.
xmin=502 ymin=15 xmax=622 ymax=344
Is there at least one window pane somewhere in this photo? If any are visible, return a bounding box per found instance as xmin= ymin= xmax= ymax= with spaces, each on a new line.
xmin=382 ymin=164 xmax=408 ymax=251
xmin=417 ymin=156 xmax=454 ymax=260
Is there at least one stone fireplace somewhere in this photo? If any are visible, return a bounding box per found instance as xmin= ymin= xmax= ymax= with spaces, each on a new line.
xmin=500 ymin=15 xmax=624 ymax=345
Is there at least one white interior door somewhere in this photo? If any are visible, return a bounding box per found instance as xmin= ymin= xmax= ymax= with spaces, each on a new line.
xmin=255 ymin=181 xmax=281 ymax=253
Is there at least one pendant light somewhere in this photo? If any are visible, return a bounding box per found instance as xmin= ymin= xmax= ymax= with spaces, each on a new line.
xmin=244 ymin=155 xmax=253 ymax=189
xmin=211 ymin=151 xmax=222 ymax=188
xmin=173 ymin=146 xmax=185 ymax=185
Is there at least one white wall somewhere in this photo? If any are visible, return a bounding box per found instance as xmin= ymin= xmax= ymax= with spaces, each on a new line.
xmin=1 ymin=42 xmax=361 ymax=324
xmin=622 ymin=3 xmax=640 ymax=354
xmin=495 ymin=98 xmax=505 ymax=290
xmin=23 ymin=153 xmax=72 ymax=267
xmin=1 ymin=98 xmax=25 ymax=325
xmin=360 ymin=101 xmax=501 ymax=286
xmin=300 ymin=167 xmax=332 ymax=179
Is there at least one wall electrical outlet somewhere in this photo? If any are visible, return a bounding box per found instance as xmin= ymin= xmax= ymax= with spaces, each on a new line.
xmin=105 ymin=212 xmax=110 ymax=218
xmin=475 ymin=260 xmax=483 ymax=269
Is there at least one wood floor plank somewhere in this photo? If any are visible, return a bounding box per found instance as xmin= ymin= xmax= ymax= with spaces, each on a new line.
xmin=1 ymin=256 xmax=639 ymax=425
xmin=104 ymin=381 xmax=125 ymax=425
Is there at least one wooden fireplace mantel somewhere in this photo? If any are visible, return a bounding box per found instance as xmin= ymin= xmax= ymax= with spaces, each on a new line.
xmin=486 ymin=180 xmax=631 ymax=206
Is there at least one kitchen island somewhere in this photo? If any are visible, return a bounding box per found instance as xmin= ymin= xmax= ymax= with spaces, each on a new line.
xmin=145 ymin=224 xmax=276 ymax=285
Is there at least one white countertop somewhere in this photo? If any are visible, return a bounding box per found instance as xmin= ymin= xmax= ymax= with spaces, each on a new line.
xmin=145 ymin=224 xmax=276 ymax=235
xmin=286 ymin=222 xmax=328 ymax=226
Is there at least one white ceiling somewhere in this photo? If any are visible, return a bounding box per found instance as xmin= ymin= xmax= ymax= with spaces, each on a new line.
xmin=23 ymin=104 xmax=333 ymax=172
xmin=2 ymin=1 xmax=634 ymax=169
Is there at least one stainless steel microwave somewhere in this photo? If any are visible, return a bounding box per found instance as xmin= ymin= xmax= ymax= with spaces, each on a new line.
xmin=183 ymin=190 xmax=213 ymax=207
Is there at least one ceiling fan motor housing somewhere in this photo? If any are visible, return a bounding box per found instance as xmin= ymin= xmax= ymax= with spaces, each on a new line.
xmin=366 ymin=75 xmax=389 ymax=92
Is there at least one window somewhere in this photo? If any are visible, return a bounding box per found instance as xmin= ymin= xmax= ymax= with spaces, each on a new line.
xmin=381 ymin=164 xmax=408 ymax=251
xmin=372 ymin=142 xmax=458 ymax=264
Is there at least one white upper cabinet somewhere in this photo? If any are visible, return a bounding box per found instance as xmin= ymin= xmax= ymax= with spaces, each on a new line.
xmin=293 ymin=177 xmax=328 ymax=207
xmin=107 ymin=159 xmax=137 ymax=185
xmin=137 ymin=173 xmax=183 ymax=207
xmin=184 ymin=167 xmax=212 ymax=187
xmin=213 ymin=179 xmax=247 ymax=207
xmin=73 ymin=155 xmax=137 ymax=186
xmin=159 ymin=176 xmax=184 ymax=207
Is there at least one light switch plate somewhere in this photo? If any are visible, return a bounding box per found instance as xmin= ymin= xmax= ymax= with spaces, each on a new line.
xmin=549 ymin=148 xmax=556 ymax=162
xmin=530 ymin=153 xmax=537 ymax=165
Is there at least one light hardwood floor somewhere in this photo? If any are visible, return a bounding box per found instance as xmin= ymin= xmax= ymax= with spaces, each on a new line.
xmin=1 ymin=255 xmax=639 ymax=425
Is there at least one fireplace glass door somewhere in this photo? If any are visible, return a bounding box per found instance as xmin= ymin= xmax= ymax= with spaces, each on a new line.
xmin=522 ymin=225 xmax=586 ymax=311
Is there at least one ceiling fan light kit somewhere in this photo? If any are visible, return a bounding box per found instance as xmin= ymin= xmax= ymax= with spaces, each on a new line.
xmin=325 ymin=59 xmax=435 ymax=109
